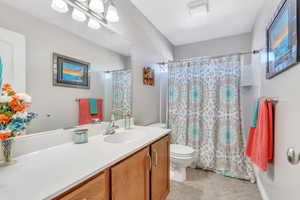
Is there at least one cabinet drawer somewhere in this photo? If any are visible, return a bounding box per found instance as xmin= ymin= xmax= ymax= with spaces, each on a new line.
xmin=56 ymin=170 xmax=109 ymax=200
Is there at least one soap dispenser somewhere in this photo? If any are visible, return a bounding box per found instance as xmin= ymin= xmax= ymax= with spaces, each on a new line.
xmin=124 ymin=113 xmax=131 ymax=129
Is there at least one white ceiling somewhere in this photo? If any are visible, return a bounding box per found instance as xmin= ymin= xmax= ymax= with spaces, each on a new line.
xmin=0 ymin=0 xmax=132 ymax=56
xmin=130 ymin=0 xmax=265 ymax=46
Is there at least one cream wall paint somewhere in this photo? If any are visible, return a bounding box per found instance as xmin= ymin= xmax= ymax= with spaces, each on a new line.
xmin=174 ymin=33 xmax=255 ymax=137
xmin=251 ymin=1 xmax=300 ymax=199
xmin=0 ymin=4 xmax=127 ymax=133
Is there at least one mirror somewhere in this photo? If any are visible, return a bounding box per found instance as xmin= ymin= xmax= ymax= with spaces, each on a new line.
xmin=24 ymin=67 xmax=133 ymax=134
xmin=103 ymin=70 xmax=133 ymax=121
xmin=0 ymin=14 xmax=132 ymax=135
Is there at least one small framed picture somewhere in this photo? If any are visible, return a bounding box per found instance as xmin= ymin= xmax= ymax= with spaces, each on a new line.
xmin=143 ymin=67 xmax=155 ymax=86
xmin=53 ymin=53 xmax=90 ymax=89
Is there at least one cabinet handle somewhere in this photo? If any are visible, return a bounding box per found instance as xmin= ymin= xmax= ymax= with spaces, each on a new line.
xmin=152 ymin=150 xmax=158 ymax=167
xmin=147 ymin=152 xmax=152 ymax=171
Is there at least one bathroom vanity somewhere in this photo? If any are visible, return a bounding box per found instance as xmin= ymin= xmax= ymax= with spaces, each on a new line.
xmin=0 ymin=126 xmax=171 ymax=200
xmin=54 ymin=135 xmax=170 ymax=200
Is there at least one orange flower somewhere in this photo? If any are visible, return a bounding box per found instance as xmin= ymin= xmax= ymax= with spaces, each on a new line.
xmin=0 ymin=132 xmax=11 ymax=140
xmin=9 ymin=96 xmax=20 ymax=104
xmin=9 ymin=91 xmax=16 ymax=96
xmin=13 ymin=104 xmax=26 ymax=112
xmin=2 ymin=83 xmax=12 ymax=92
xmin=0 ymin=114 xmax=11 ymax=123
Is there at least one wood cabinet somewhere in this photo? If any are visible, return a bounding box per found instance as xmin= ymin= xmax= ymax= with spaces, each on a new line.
xmin=54 ymin=135 xmax=170 ymax=200
xmin=54 ymin=170 xmax=110 ymax=200
xmin=111 ymin=147 xmax=151 ymax=200
xmin=151 ymin=135 xmax=170 ymax=200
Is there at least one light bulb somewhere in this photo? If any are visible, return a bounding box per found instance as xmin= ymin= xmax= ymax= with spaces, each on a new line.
xmin=88 ymin=18 xmax=101 ymax=30
xmin=105 ymin=72 xmax=112 ymax=80
xmin=51 ymin=0 xmax=69 ymax=13
xmin=89 ymin=0 xmax=104 ymax=13
xmin=106 ymin=3 xmax=119 ymax=22
xmin=72 ymin=8 xmax=87 ymax=22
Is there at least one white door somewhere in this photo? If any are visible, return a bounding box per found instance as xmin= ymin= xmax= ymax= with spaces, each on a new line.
xmin=0 ymin=27 xmax=26 ymax=92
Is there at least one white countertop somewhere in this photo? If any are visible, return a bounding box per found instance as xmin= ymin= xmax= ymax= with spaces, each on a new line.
xmin=0 ymin=126 xmax=171 ymax=200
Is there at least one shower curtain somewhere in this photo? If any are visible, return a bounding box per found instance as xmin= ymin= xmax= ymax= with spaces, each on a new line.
xmin=111 ymin=70 xmax=132 ymax=119
xmin=168 ymin=55 xmax=254 ymax=181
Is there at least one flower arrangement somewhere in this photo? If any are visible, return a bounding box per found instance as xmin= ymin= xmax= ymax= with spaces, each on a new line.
xmin=0 ymin=83 xmax=37 ymax=140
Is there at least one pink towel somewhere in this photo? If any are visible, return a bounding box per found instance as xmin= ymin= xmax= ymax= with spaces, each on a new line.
xmin=79 ymin=98 xmax=103 ymax=125
xmin=247 ymin=99 xmax=273 ymax=171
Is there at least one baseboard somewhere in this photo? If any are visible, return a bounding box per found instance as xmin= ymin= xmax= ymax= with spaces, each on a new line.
xmin=255 ymin=171 xmax=270 ymax=200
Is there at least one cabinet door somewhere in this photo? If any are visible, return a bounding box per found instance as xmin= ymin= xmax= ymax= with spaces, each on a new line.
xmin=111 ymin=147 xmax=151 ymax=200
xmin=151 ymin=135 xmax=170 ymax=200
xmin=56 ymin=170 xmax=110 ymax=200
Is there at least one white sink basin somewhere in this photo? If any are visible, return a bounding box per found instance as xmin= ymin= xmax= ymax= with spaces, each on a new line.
xmin=104 ymin=131 xmax=143 ymax=143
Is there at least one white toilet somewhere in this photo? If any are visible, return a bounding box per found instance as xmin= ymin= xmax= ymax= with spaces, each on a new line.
xmin=170 ymin=144 xmax=196 ymax=182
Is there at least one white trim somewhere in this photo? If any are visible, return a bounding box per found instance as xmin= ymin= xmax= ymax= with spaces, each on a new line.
xmin=255 ymin=170 xmax=270 ymax=200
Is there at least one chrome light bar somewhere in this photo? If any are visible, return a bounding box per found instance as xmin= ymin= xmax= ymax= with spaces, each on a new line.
xmin=63 ymin=0 xmax=109 ymax=25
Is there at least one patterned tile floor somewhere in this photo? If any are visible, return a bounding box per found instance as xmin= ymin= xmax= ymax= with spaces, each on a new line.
xmin=167 ymin=168 xmax=262 ymax=200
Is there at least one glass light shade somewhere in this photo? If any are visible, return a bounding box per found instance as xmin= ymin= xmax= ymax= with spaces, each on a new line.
xmin=89 ymin=0 xmax=104 ymax=13
xmin=106 ymin=3 xmax=119 ymax=22
xmin=104 ymin=72 xmax=112 ymax=80
xmin=51 ymin=0 xmax=69 ymax=13
xmin=88 ymin=18 xmax=101 ymax=30
xmin=72 ymin=8 xmax=87 ymax=22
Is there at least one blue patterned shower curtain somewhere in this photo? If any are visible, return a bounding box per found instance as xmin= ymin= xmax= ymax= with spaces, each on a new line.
xmin=112 ymin=70 xmax=132 ymax=119
xmin=168 ymin=55 xmax=254 ymax=181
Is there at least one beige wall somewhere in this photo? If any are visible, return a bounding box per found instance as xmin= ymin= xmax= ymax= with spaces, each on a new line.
xmin=0 ymin=4 xmax=126 ymax=133
xmin=252 ymin=0 xmax=300 ymax=199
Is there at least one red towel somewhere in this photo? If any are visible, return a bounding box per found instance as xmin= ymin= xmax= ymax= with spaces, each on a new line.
xmin=245 ymin=127 xmax=256 ymax=157
xmin=246 ymin=99 xmax=273 ymax=171
xmin=79 ymin=98 xmax=103 ymax=125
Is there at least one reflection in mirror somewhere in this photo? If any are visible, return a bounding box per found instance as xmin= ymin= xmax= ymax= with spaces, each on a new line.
xmin=103 ymin=69 xmax=132 ymax=121
xmin=0 ymin=24 xmax=132 ymax=135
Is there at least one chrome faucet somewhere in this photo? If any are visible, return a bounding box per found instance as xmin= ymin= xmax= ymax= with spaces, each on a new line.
xmin=104 ymin=119 xmax=119 ymax=135
xmin=91 ymin=118 xmax=102 ymax=124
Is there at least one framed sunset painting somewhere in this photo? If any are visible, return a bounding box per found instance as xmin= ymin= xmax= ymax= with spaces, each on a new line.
xmin=266 ymin=0 xmax=300 ymax=79
xmin=53 ymin=53 xmax=90 ymax=89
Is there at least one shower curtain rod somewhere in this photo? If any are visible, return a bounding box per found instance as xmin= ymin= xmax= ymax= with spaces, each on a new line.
xmin=157 ymin=49 xmax=263 ymax=65
xmin=104 ymin=68 xmax=131 ymax=73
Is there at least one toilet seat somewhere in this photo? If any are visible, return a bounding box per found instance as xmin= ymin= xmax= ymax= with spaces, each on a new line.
xmin=170 ymin=144 xmax=195 ymax=158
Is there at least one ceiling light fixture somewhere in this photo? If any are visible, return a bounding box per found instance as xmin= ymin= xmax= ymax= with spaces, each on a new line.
xmin=51 ymin=0 xmax=69 ymax=13
xmin=72 ymin=8 xmax=87 ymax=22
xmin=88 ymin=18 xmax=101 ymax=29
xmin=89 ymin=0 xmax=104 ymax=14
xmin=50 ymin=0 xmax=120 ymax=30
xmin=187 ymin=0 xmax=209 ymax=16
xmin=106 ymin=2 xmax=119 ymax=22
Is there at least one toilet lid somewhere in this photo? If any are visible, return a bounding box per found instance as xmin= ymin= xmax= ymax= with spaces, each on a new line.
xmin=170 ymin=144 xmax=195 ymax=157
